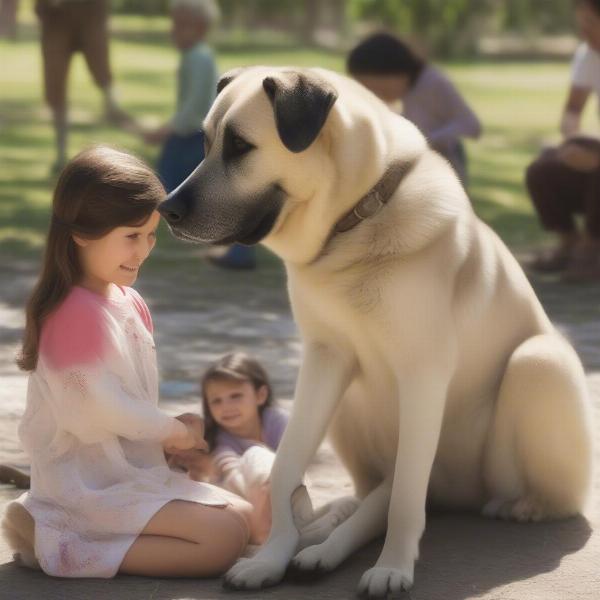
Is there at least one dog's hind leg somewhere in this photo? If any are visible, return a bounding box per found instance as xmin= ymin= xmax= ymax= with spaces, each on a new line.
xmin=1 ymin=502 xmax=40 ymax=569
xmin=483 ymin=333 xmax=593 ymax=521
xmin=291 ymin=479 xmax=390 ymax=573
xmin=328 ymin=388 xmax=384 ymax=500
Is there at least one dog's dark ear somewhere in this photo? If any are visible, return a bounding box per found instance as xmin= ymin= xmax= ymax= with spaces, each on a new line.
xmin=262 ymin=71 xmax=338 ymax=153
xmin=217 ymin=67 xmax=247 ymax=95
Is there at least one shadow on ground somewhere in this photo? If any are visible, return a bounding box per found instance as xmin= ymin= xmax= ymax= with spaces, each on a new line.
xmin=0 ymin=513 xmax=594 ymax=600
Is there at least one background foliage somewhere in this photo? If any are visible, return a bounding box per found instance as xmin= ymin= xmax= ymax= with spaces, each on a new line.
xmin=111 ymin=0 xmax=579 ymax=56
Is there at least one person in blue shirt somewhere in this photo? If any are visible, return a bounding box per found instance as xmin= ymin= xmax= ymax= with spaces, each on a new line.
xmin=143 ymin=0 xmax=256 ymax=269
xmin=143 ymin=0 xmax=218 ymax=193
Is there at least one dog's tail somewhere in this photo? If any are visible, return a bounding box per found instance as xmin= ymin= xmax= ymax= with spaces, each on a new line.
xmin=1 ymin=502 xmax=40 ymax=570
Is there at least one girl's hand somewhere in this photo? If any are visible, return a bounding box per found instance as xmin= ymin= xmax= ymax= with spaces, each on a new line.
xmin=163 ymin=414 xmax=208 ymax=453
xmin=187 ymin=452 xmax=215 ymax=482
xmin=167 ymin=449 xmax=215 ymax=481
xmin=165 ymin=451 xmax=188 ymax=472
xmin=175 ymin=413 xmax=205 ymax=440
xmin=164 ymin=447 xmax=214 ymax=481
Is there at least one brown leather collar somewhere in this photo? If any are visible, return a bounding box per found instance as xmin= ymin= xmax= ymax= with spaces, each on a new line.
xmin=310 ymin=159 xmax=413 ymax=265
xmin=334 ymin=160 xmax=414 ymax=234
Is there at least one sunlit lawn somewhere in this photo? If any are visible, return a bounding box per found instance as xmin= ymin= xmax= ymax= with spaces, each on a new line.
xmin=1 ymin=12 xmax=598 ymax=268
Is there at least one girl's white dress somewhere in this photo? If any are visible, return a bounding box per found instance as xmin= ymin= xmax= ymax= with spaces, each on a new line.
xmin=14 ymin=285 xmax=227 ymax=578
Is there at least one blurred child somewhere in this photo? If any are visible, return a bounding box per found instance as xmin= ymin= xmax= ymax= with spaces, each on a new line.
xmin=526 ymin=0 xmax=600 ymax=281
xmin=560 ymin=0 xmax=600 ymax=139
xmin=1 ymin=146 xmax=260 ymax=578
xmin=0 ymin=0 xmax=19 ymax=40
xmin=142 ymin=0 xmax=219 ymax=193
xmin=35 ymin=0 xmax=132 ymax=173
xmin=142 ymin=0 xmax=256 ymax=270
xmin=347 ymin=31 xmax=481 ymax=184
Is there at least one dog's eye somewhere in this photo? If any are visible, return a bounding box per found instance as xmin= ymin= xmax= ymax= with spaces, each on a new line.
xmin=223 ymin=131 xmax=255 ymax=161
xmin=231 ymin=135 xmax=253 ymax=154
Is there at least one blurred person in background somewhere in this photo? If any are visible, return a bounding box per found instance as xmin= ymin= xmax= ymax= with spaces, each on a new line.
xmin=526 ymin=0 xmax=600 ymax=282
xmin=36 ymin=0 xmax=132 ymax=173
xmin=347 ymin=31 xmax=482 ymax=185
xmin=0 ymin=0 xmax=19 ymax=39
xmin=142 ymin=0 xmax=219 ymax=193
xmin=141 ymin=0 xmax=255 ymax=269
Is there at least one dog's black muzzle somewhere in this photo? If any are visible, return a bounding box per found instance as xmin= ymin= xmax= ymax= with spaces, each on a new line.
xmin=159 ymin=187 xmax=189 ymax=226
xmin=158 ymin=168 xmax=285 ymax=246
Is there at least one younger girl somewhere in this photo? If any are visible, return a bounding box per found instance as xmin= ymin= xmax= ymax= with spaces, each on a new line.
xmin=202 ymin=353 xmax=286 ymax=497
xmin=1 ymin=146 xmax=257 ymax=579
xmin=169 ymin=353 xmax=312 ymax=542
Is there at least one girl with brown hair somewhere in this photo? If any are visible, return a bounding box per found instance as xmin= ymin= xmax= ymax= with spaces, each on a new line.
xmin=2 ymin=146 xmax=258 ymax=579
xmin=167 ymin=352 xmax=359 ymax=546
xmin=167 ymin=352 xmax=306 ymax=543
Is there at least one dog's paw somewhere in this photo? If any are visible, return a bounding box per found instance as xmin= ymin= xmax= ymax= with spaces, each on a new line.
xmin=482 ymin=496 xmax=548 ymax=522
xmin=290 ymin=541 xmax=343 ymax=574
xmin=223 ymin=557 xmax=286 ymax=590
xmin=357 ymin=566 xmax=413 ymax=599
xmin=298 ymin=496 xmax=360 ymax=549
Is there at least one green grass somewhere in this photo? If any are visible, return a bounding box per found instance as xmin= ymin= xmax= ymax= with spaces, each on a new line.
xmin=2 ymin=13 xmax=599 ymax=264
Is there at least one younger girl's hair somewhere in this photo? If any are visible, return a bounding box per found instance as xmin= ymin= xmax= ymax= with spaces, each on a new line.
xmin=17 ymin=146 xmax=164 ymax=371
xmin=347 ymin=31 xmax=425 ymax=85
xmin=201 ymin=352 xmax=274 ymax=450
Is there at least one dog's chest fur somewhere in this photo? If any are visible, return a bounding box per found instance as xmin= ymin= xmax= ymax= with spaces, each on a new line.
xmin=288 ymin=258 xmax=433 ymax=390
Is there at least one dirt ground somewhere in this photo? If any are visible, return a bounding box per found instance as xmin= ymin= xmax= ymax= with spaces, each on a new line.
xmin=0 ymin=253 xmax=598 ymax=599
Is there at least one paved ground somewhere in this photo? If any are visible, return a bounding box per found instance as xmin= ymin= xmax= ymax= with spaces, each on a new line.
xmin=0 ymin=249 xmax=599 ymax=599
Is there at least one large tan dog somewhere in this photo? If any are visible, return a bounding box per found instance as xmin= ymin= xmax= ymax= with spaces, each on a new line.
xmin=159 ymin=66 xmax=594 ymax=598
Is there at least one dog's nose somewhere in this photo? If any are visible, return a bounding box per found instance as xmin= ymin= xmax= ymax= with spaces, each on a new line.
xmin=158 ymin=190 xmax=187 ymax=224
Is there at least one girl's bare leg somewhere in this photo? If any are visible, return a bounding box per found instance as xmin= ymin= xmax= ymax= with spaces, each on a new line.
xmin=119 ymin=498 xmax=253 ymax=577
xmin=246 ymin=483 xmax=272 ymax=545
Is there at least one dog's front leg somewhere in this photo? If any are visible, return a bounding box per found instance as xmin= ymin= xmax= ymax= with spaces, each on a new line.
xmin=358 ymin=375 xmax=448 ymax=599
xmin=224 ymin=342 xmax=355 ymax=590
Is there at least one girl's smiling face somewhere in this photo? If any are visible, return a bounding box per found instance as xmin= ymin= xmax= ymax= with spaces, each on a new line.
xmin=74 ymin=210 xmax=160 ymax=296
xmin=204 ymin=378 xmax=268 ymax=438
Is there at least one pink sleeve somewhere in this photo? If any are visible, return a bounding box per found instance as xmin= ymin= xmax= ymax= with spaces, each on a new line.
xmin=39 ymin=289 xmax=109 ymax=371
xmin=39 ymin=289 xmax=175 ymax=444
xmin=126 ymin=287 xmax=153 ymax=334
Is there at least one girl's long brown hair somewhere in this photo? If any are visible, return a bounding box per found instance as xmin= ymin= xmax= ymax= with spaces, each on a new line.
xmin=17 ymin=146 xmax=165 ymax=371
xmin=201 ymin=352 xmax=274 ymax=451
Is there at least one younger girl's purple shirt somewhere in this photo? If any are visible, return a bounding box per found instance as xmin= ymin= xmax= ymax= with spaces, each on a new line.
xmin=214 ymin=406 xmax=288 ymax=455
xmin=212 ymin=407 xmax=288 ymax=475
